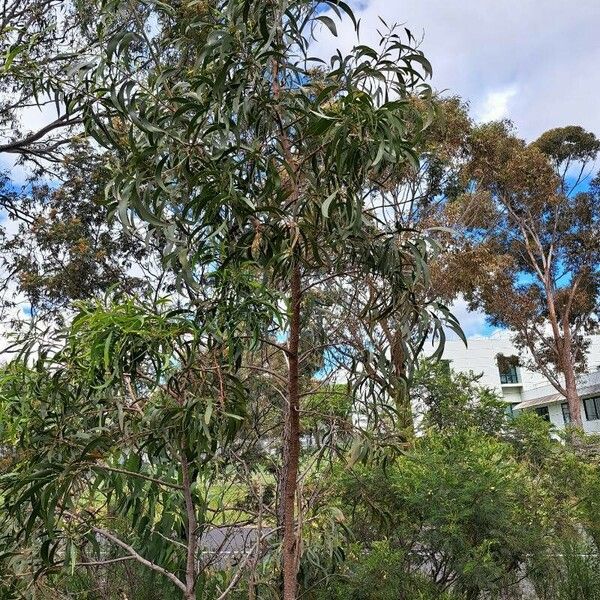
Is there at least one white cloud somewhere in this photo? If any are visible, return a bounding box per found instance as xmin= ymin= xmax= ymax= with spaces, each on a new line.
xmin=318 ymin=0 xmax=600 ymax=141
xmin=475 ymin=86 xmax=517 ymax=123
xmin=448 ymin=295 xmax=494 ymax=339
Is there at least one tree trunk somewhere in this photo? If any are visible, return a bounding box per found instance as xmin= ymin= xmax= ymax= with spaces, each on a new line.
xmin=280 ymin=263 xmax=302 ymax=600
xmin=545 ymin=285 xmax=583 ymax=427
xmin=561 ymin=326 xmax=583 ymax=427
xmin=388 ymin=329 xmax=414 ymax=438
xmin=181 ymin=452 xmax=198 ymax=600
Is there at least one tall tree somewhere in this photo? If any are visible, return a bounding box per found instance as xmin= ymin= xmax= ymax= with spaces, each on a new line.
xmin=324 ymin=97 xmax=470 ymax=436
xmin=75 ymin=1 xmax=440 ymax=596
xmin=445 ymin=123 xmax=600 ymax=426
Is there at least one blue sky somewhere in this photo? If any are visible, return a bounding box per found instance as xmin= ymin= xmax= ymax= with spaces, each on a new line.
xmin=319 ymin=0 xmax=600 ymax=338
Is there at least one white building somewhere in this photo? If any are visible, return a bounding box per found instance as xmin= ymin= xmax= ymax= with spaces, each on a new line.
xmin=441 ymin=331 xmax=600 ymax=434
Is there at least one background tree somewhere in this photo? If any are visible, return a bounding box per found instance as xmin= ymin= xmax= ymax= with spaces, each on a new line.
xmin=412 ymin=359 xmax=508 ymax=435
xmin=0 ymin=1 xmax=168 ymax=328
xmin=444 ymin=123 xmax=600 ymax=426
xmin=0 ymin=143 xmax=157 ymax=323
xmin=318 ymin=97 xmax=470 ymax=437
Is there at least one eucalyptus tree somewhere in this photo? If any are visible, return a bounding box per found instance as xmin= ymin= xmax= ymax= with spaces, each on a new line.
xmin=0 ymin=142 xmax=159 ymax=323
xmin=444 ymin=124 xmax=600 ymax=426
xmin=321 ymin=98 xmax=469 ymax=436
xmin=64 ymin=1 xmax=442 ymax=596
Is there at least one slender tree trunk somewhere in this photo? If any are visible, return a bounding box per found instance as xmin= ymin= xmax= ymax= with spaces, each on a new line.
xmin=181 ymin=452 xmax=198 ymax=600
xmin=280 ymin=263 xmax=302 ymax=600
xmin=545 ymin=284 xmax=583 ymax=427
xmin=561 ymin=322 xmax=583 ymax=426
xmin=383 ymin=325 xmax=414 ymax=437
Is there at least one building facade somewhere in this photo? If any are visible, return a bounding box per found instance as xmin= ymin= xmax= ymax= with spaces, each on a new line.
xmin=441 ymin=332 xmax=600 ymax=433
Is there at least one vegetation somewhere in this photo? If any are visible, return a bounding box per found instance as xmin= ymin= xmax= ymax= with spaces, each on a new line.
xmin=442 ymin=123 xmax=600 ymax=425
xmin=0 ymin=1 xmax=598 ymax=599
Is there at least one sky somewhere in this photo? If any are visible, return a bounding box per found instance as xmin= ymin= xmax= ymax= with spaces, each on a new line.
xmin=3 ymin=1 xmax=599 ymax=337
xmin=318 ymin=0 xmax=600 ymax=338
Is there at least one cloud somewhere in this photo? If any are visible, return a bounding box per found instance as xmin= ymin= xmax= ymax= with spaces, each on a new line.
xmin=475 ymin=86 xmax=517 ymax=123
xmin=318 ymin=0 xmax=600 ymax=141
xmin=448 ymin=295 xmax=497 ymax=340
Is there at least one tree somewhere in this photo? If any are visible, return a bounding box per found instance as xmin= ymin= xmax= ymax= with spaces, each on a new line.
xmin=72 ymin=1 xmax=441 ymax=597
xmin=0 ymin=285 xmax=277 ymax=599
xmin=296 ymin=97 xmax=470 ymax=439
xmin=444 ymin=123 xmax=600 ymax=426
xmin=0 ymin=142 xmax=157 ymax=322
xmin=412 ymin=359 xmax=508 ymax=435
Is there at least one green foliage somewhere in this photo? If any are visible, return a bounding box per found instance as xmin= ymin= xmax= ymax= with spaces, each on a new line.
xmin=301 ymin=383 xmax=353 ymax=437
xmin=580 ymin=462 xmax=600 ymax=549
xmin=307 ymin=541 xmax=459 ymax=600
xmin=4 ymin=3 xmax=600 ymax=600
xmin=413 ymin=359 xmax=509 ymax=434
xmin=0 ymin=293 xmax=268 ymax=595
xmin=532 ymin=539 xmax=600 ymax=600
xmin=503 ymin=411 xmax=557 ymax=466
xmin=533 ymin=126 xmax=600 ymax=167
xmin=79 ymin=0 xmax=434 ymax=288
xmin=336 ymin=428 xmax=552 ymax=598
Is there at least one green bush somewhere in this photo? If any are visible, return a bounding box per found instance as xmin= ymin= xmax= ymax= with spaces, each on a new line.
xmin=306 ymin=541 xmax=459 ymax=600
xmin=532 ymin=539 xmax=600 ymax=600
xmin=335 ymin=429 xmax=552 ymax=598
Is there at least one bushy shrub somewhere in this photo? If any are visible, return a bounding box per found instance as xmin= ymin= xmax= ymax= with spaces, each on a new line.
xmin=335 ymin=429 xmax=552 ymax=598
xmin=306 ymin=540 xmax=459 ymax=600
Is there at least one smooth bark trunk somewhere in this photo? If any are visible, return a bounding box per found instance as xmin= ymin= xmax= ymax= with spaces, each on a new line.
xmin=561 ymin=325 xmax=583 ymax=426
xmin=545 ymin=284 xmax=583 ymax=427
xmin=181 ymin=452 xmax=198 ymax=600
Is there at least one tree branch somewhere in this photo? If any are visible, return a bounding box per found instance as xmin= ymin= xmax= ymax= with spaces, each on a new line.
xmin=0 ymin=114 xmax=82 ymax=155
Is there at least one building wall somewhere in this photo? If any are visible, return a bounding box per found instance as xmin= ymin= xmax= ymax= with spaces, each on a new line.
xmin=440 ymin=331 xmax=600 ymax=434
xmin=546 ymin=402 xmax=566 ymax=429
xmin=441 ymin=332 xmax=549 ymax=393
xmin=548 ymin=400 xmax=600 ymax=434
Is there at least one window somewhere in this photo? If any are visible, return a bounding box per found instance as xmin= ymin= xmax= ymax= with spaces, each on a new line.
xmin=583 ymin=396 xmax=600 ymax=421
xmin=534 ymin=406 xmax=550 ymax=421
xmin=497 ymin=354 xmax=520 ymax=384
xmin=499 ymin=364 xmax=519 ymax=384
xmin=561 ymin=402 xmax=571 ymax=424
